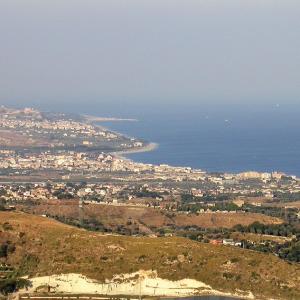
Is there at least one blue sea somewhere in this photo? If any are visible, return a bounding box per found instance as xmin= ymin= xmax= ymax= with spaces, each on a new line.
xmin=91 ymin=103 xmax=300 ymax=176
xmin=42 ymin=101 xmax=300 ymax=176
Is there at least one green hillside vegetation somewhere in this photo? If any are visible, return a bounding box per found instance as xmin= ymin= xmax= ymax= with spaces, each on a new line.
xmin=0 ymin=212 xmax=300 ymax=299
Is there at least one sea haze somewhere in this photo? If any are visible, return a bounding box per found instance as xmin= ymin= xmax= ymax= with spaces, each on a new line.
xmin=88 ymin=102 xmax=300 ymax=176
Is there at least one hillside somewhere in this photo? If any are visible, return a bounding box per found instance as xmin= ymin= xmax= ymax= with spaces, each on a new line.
xmin=0 ymin=212 xmax=299 ymax=299
xmin=20 ymin=201 xmax=283 ymax=234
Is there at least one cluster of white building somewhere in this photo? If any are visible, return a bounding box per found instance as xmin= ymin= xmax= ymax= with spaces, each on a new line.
xmin=0 ymin=115 xmax=118 ymax=140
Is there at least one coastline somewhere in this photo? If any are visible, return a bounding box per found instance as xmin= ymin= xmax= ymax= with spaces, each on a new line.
xmin=84 ymin=113 xmax=158 ymax=159
xmin=82 ymin=113 xmax=299 ymax=178
xmin=112 ymin=142 xmax=158 ymax=158
xmin=83 ymin=114 xmax=138 ymax=123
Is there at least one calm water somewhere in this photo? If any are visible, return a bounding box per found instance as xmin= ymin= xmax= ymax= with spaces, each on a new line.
xmin=96 ymin=104 xmax=300 ymax=176
xmin=38 ymin=101 xmax=300 ymax=177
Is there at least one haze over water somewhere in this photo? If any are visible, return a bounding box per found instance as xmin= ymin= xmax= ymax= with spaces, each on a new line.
xmin=1 ymin=1 xmax=300 ymax=175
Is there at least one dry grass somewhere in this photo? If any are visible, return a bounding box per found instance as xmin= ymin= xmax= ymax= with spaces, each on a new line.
xmin=21 ymin=201 xmax=282 ymax=231
xmin=174 ymin=212 xmax=282 ymax=228
xmin=230 ymin=232 xmax=293 ymax=244
xmin=1 ymin=211 xmax=299 ymax=299
xmin=263 ymin=201 xmax=300 ymax=209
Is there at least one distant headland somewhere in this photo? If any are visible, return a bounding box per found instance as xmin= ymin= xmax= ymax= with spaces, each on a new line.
xmin=83 ymin=114 xmax=138 ymax=123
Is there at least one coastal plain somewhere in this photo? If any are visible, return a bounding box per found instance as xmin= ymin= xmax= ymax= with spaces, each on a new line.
xmin=0 ymin=106 xmax=300 ymax=300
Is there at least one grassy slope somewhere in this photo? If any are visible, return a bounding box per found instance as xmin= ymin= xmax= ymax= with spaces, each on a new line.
xmin=230 ymin=232 xmax=293 ymax=244
xmin=21 ymin=201 xmax=282 ymax=230
xmin=1 ymin=212 xmax=299 ymax=299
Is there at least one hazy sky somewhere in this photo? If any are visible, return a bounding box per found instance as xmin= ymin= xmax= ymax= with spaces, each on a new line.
xmin=0 ymin=0 xmax=300 ymax=113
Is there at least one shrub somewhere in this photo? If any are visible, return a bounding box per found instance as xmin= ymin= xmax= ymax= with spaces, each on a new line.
xmin=0 ymin=278 xmax=31 ymax=295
